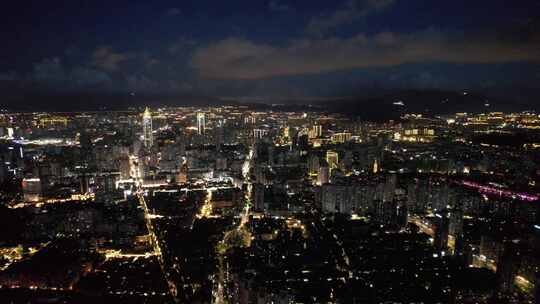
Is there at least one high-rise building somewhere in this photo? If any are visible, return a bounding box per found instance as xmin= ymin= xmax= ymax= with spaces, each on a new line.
xmin=321 ymin=184 xmax=356 ymax=214
xmin=326 ymin=151 xmax=339 ymax=170
xmin=497 ymin=241 xmax=521 ymax=294
xmin=142 ymin=107 xmax=153 ymax=148
xmin=434 ymin=212 xmax=450 ymax=254
xmin=197 ymin=112 xmax=206 ymax=135
xmin=0 ymin=156 xmax=6 ymax=184
xmin=383 ymin=173 xmax=397 ymax=202
xmin=119 ymin=155 xmax=131 ymax=179
xmin=406 ymin=182 xmax=417 ymax=211
xmin=450 ymin=206 xmax=465 ymax=257
xmin=267 ymin=145 xmax=274 ymax=166
xmin=79 ymin=130 xmax=92 ymax=154
xmin=254 ymin=165 xmax=266 ymax=184
xmin=373 ymin=158 xmax=379 ymax=174
xmin=314 ymin=124 xmax=322 ymax=137
xmin=318 ymin=161 xmax=329 ymax=185
xmin=216 ymin=156 xmax=227 ymax=170
xmin=214 ymin=121 xmax=224 ymax=151
xmin=175 ymin=133 xmax=186 ymax=157
xmin=397 ymin=201 xmax=408 ymax=228
xmin=176 ymin=162 xmax=188 ymax=184
xmin=252 ymin=183 xmax=265 ymax=212
xmin=374 ymin=199 xmax=398 ymax=226
xmin=308 ymin=155 xmax=320 ymax=175
xmin=253 ymin=129 xmax=268 ymax=140
xmin=22 ymin=177 xmax=42 ymax=202
xmin=103 ymin=174 xmax=117 ymax=193
xmin=331 ymin=132 xmax=351 ymax=143
xmin=79 ymin=173 xmax=90 ymax=194
xmin=310 ymin=124 xmax=322 ymax=138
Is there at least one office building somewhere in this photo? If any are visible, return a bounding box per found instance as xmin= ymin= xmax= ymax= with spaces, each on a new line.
xmin=197 ymin=112 xmax=206 ymax=135
xmin=142 ymin=107 xmax=153 ymax=148
xmin=326 ymin=151 xmax=339 ymax=170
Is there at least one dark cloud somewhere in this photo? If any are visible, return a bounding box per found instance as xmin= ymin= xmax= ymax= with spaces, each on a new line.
xmin=92 ymin=46 xmax=131 ymax=71
xmin=145 ymin=58 xmax=160 ymax=68
xmin=191 ymin=28 xmax=540 ymax=79
xmin=165 ymin=7 xmax=181 ymax=16
xmin=126 ymin=74 xmax=157 ymax=91
xmin=268 ymin=1 xmax=291 ymax=12
xmin=306 ymin=0 xmax=395 ymax=36
xmin=168 ymin=38 xmax=198 ymax=54
xmin=33 ymin=57 xmax=66 ymax=84
xmin=0 ymin=71 xmax=20 ymax=81
xmin=31 ymin=57 xmax=112 ymax=88
xmin=68 ymin=66 xmax=112 ymax=87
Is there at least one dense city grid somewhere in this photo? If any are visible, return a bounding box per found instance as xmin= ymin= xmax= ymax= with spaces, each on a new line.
xmin=0 ymin=107 xmax=539 ymax=303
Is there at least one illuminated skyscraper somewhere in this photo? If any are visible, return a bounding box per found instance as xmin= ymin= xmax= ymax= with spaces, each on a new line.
xmin=142 ymin=107 xmax=153 ymax=148
xmin=253 ymin=129 xmax=268 ymax=140
xmin=373 ymin=158 xmax=379 ymax=174
xmin=197 ymin=112 xmax=205 ymax=135
xmin=310 ymin=124 xmax=322 ymax=138
xmin=326 ymin=150 xmax=339 ymax=170
xmin=318 ymin=161 xmax=330 ymax=185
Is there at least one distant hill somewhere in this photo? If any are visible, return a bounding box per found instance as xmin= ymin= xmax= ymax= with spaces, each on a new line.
xmin=0 ymin=80 xmax=535 ymax=119
xmin=314 ymin=89 xmax=531 ymax=121
xmin=0 ymin=88 xmax=234 ymax=112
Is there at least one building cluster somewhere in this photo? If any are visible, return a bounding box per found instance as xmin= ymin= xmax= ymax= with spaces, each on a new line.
xmin=0 ymin=107 xmax=539 ymax=303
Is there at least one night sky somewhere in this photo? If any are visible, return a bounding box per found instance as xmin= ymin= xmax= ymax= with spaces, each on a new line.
xmin=1 ymin=0 xmax=539 ymax=106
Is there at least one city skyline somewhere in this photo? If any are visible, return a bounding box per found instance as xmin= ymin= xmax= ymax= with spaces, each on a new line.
xmin=0 ymin=1 xmax=540 ymax=303
xmin=0 ymin=106 xmax=539 ymax=302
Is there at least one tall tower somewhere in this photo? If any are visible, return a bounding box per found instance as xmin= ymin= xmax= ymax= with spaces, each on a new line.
xmin=197 ymin=112 xmax=205 ymax=135
xmin=143 ymin=107 xmax=153 ymax=149
xmin=373 ymin=158 xmax=379 ymax=174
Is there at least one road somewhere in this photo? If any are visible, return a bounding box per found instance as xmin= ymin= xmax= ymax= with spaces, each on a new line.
xmin=138 ymin=192 xmax=179 ymax=302
xmin=213 ymin=146 xmax=254 ymax=304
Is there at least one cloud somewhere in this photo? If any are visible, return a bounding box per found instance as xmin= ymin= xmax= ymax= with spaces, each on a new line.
xmin=165 ymin=8 xmax=181 ymax=16
xmin=32 ymin=57 xmax=112 ymax=88
xmin=126 ymin=74 xmax=159 ymax=91
xmin=306 ymin=0 xmax=395 ymax=36
xmin=92 ymin=46 xmax=131 ymax=71
xmin=168 ymin=38 xmax=197 ymax=54
xmin=268 ymin=1 xmax=291 ymax=12
xmin=191 ymin=29 xmax=540 ymax=79
xmin=145 ymin=58 xmax=160 ymax=68
xmin=0 ymin=71 xmax=20 ymax=81
xmin=33 ymin=57 xmax=66 ymax=83
xmin=69 ymin=66 xmax=112 ymax=87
